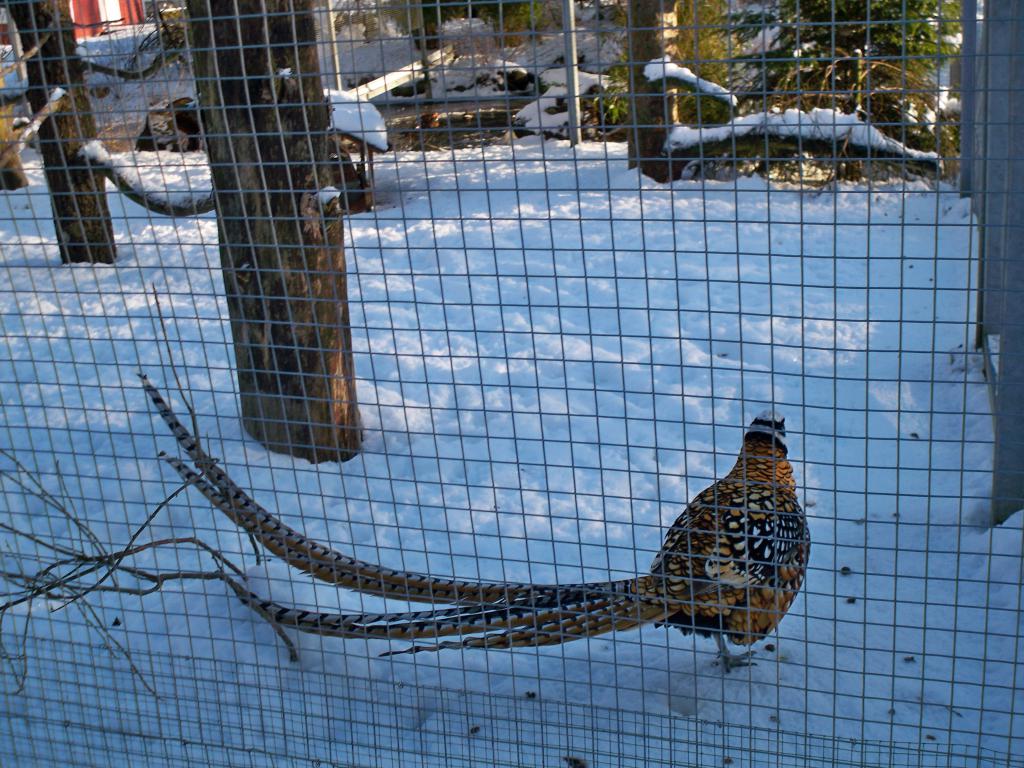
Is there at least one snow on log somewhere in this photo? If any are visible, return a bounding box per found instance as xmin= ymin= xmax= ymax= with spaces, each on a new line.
xmin=665 ymin=108 xmax=940 ymax=165
xmin=80 ymin=140 xmax=215 ymax=217
xmin=78 ymin=138 xmax=111 ymax=165
xmin=327 ymin=89 xmax=389 ymax=151
xmin=644 ymin=56 xmax=737 ymax=107
xmin=317 ymin=186 xmax=341 ymax=206
xmin=513 ymin=68 xmax=607 ymax=136
xmin=514 ymin=87 xmax=572 ymax=135
xmin=539 ymin=67 xmax=607 ymax=93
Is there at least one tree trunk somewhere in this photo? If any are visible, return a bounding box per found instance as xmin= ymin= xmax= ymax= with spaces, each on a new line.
xmin=626 ymin=0 xmax=677 ymax=183
xmin=0 ymin=102 xmax=29 ymax=190
xmin=7 ymin=0 xmax=115 ymax=263
xmin=186 ymin=0 xmax=361 ymax=464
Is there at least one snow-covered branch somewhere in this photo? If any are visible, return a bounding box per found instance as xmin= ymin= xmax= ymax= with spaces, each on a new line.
xmin=79 ymin=141 xmax=216 ymax=217
xmin=665 ymin=108 xmax=940 ymax=168
xmin=644 ymin=56 xmax=737 ymax=107
xmin=71 ymin=97 xmax=381 ymax=219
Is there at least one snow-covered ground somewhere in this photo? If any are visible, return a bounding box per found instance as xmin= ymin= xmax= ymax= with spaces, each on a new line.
xmin=0 ymin=139 xmax=1021 ymax=768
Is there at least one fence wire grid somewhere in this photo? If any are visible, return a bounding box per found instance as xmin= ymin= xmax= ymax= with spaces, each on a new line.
xmin=0 ymin=1 xmax=1021 ymax=766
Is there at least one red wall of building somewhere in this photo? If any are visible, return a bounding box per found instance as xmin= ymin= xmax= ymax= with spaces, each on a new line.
xmin=1 ymin=1 xmax=144 ymax=49
xmin=72 ymin=0 xmax=146 ymax=39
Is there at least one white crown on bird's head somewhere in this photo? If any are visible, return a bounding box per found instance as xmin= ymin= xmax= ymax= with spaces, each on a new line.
xmin=745 ymin=410 xmax=787 ymax=449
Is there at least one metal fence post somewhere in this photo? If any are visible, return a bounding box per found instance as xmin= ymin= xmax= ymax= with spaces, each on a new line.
xmin=974 ymin=1 xmax=1024 ymax=523
xmin=313 ymin=0 xmax=341 ymax=90
xmin=959 ymin=0 xmax=977 ymax=194
xmin=561 ymin=0 xmax=581 ymax=145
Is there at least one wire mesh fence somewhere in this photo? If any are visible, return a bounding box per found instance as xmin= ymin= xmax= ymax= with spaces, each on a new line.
xmin=0 ymin=1 xmax=1021 ymax=766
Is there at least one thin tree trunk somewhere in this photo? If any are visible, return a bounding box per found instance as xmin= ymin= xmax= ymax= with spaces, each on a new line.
xmin=626 ymin=0 xmax=677 ymax=183
xmin=6 ymin=0 xmax=115 ymax=263
xmin=186 ymin=0 xmax=361 ymax=464
xmin=0 ymin=102 xmax=28 ymax=189
xmin=1 ymin=11 xmax=28 ymax=189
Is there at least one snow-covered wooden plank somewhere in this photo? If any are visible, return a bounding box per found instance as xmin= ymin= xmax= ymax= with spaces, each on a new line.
xmin=351 ymin=45 xmax=455 ymax=102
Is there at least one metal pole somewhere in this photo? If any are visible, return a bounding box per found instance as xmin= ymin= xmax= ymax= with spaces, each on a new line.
xmin=330 ymin=6 xmax=343 ymax=92
xmin=977 ymin=0 xmax=1024 ymax=523
xmin=2 ymin=8 xmax=26 ymax=83
xmin=960 ymin=0 xmax=978 ymax=195
xmin=561 ymin=0 xmax=582 ymax=145
xmin=313 ymin=0 xmax=340 ymax=90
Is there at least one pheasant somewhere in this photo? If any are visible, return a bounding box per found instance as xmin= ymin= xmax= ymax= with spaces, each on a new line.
xmin=143 ymin=375 xmax=809 ymax=669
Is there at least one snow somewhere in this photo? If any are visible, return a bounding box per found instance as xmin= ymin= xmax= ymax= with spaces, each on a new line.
xmin=644 ymin=56 xmax=738 ymax=106
xmin=514 ymin=86 xmax=573 ymax=134
xmin=79 ymin=138 xmax=111 ymax=165
xmin=327 ymin=9 xmax=619 ymax=101
xmin=666 ymin=108 xmax=941 ymax=161
xmin=0 ymin=139 xmax=1021 ymax=767
xmin=318 ymin=186 xmax=343 ymax=207
xmin=940 ymin=90 xmax=962 ymax=116
xmin=514 ymin=70 xmax=606 ymax=136
xmin=327 ymin=88 xmax=389 ymax=151
xmin=74 ymin=25 xmax=156 ymax=63
xmin=540 ymin=66 xmax=607 ymax=94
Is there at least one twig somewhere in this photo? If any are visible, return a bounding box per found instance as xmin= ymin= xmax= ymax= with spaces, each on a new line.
xmin=0 ymin=31 xmax=51 ymax=81
xmin=0 ymin=521 xmax=81 ymax=559
xmin=74 ymin=600 xmax=157 ymax=696
xmin=52 ymin=479 xmax=193 ymax=610
xmin=84 ymin=51 xmax=183 ymax=82
xmin=0 ymin=448 xmax=69 ymax=507
xmin=150 ymin=288 xmax=261 ymax=565
xmin=54 ymin=458 xmax=106 ymax=556
xmin=0 ymin=450 xmax=301 ymax=664
xmin=0 ymin=526 xmax=300 ymax=663
xmin=0 ymin=580 xmax=30 ymax=694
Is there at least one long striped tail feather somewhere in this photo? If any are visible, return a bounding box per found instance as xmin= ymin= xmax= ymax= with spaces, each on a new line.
xmin=164 ymin=452 xmax=641 ymax=610
xmin=380 ymin=595 xmax=672 ymax=655
xmin=145 ymin=374 xmax=646 ymax=610
xmin=225 ymin=578 xmax=672 ymax=655
xmin=143 ymin=375 xmax=696 ymax=655
xmin=228 ymin=585 xmax=540 ymax=641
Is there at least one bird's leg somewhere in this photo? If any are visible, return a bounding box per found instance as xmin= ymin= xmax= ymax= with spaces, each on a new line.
xmin=715 ymin=635 xmax=755 ymax=672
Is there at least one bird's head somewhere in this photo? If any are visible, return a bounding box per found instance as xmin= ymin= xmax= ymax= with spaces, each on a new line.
xmin=744 ymin=410 xmax=788 ymax=455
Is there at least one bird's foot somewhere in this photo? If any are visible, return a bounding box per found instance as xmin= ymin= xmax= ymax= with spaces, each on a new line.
xmin=715 ymin=636 xmax=756 ymax=673
xmin=718 ymin=649 xmax=756 ymax=672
